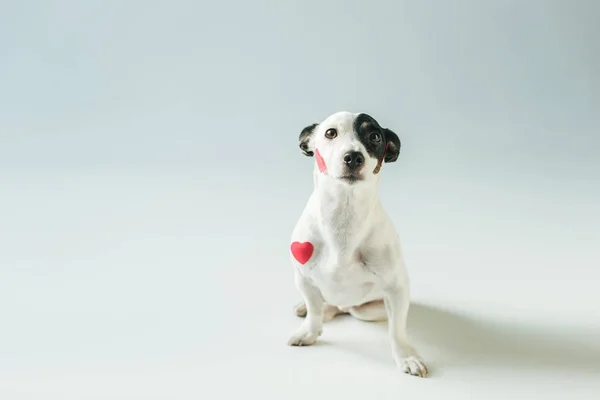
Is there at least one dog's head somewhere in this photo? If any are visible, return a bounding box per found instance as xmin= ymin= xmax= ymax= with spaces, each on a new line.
xmin=298 ymin=111 xmax=401 ymax=184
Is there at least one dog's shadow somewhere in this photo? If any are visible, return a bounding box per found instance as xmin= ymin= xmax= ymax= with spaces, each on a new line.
xmin=406 ymin=302 xmax=600 ymax=376
xmin=329 ymin=302 xmax=600 ymax=377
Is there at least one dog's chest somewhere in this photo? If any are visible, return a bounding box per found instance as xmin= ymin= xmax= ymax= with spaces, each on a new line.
xmin=301 ymin=247 xmax=384 ymax=307
xmin=291 ymin=189 xmax=400 ymax=307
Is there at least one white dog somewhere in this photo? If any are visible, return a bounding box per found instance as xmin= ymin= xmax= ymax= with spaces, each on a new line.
xmin=288 ymin=111 xmax=428 ymax=377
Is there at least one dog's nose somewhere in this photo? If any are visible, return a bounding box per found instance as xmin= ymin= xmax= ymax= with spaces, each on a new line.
xmin=343 ymin=151 xmax=365 ymax=170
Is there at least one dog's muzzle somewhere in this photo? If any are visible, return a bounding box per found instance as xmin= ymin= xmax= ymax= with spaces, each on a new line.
xmin=343 ymin=151 xmax=365 ymax=171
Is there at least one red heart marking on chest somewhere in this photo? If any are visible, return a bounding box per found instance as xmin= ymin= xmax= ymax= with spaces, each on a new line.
xmin=290 ymin=241 xmax=314 ymax=265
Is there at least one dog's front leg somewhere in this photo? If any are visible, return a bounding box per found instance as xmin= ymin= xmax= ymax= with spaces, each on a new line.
xmin=288 ymin=269 xmax=324 ymax=346
xmin=383 ymin=287 xmax=428 ymax=377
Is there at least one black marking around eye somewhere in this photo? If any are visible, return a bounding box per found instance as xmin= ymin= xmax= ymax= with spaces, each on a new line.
xmin=353 ymin=113 xmax=387 ymax=161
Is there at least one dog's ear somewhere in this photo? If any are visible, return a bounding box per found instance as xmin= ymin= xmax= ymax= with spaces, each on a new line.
xmin=298 ymin=123 xmax=318 ymax=157
xmin=383 ymin=128 xmax=401 ymax=163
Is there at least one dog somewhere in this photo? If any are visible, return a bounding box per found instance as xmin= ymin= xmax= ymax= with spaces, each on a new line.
xmin=288 ymin=111 xmax=428 ymax=377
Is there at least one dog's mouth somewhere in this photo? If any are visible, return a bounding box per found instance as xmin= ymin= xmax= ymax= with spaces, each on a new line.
xmin=339 ymin=173 xmax=363 ymax=183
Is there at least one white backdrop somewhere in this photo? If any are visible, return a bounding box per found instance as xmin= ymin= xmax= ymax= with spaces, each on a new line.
xmin=1 ymin=1 xmax=599 ymax=399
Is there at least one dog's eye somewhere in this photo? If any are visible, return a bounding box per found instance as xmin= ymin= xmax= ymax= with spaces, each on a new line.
xmin=370 ymin=132 xmax=382 ymax=142
xmin=325 ymin=129 xmax=337 ymax=139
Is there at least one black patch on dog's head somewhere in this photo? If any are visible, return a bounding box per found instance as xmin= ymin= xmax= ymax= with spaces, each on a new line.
xmin=298 ymin=123 xmax=317 ymax=157
xmin=353 ymin=113 xmax=401 ymax=163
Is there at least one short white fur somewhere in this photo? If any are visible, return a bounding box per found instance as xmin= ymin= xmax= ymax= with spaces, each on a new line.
xmin=289 ymin=111 xmax=428 ymax=378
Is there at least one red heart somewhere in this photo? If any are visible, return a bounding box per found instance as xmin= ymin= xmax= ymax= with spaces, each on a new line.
xmin=290 ymin=241 xmax=314 ymax=265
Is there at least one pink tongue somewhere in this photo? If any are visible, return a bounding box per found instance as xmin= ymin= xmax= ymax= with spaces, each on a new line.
xmin=315 ymin=148 xmax=327 ymax=173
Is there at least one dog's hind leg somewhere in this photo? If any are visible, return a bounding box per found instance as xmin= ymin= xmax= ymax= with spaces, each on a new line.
xmin=348 ymin=300 xmax=388 ymax=322
xmin=294 ymin=300 xmax=343 ymax=322
xmin=294 ymin=300 xmax=308 ymax=317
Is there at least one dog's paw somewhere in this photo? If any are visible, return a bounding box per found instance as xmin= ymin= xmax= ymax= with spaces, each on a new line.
xmin=294 ymin=302 xmax=340 ymax=322
xmin=323 ymin=306 xmax=340 ymax=322
xmin=399 ymin=356 xmax=428 ymax=378
xmin=287 ymin=328 xmax=322 ymax=346
xmin=294 ymin=301 xmax=307 ymax=318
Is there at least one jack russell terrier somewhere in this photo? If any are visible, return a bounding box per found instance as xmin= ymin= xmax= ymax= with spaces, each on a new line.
xmin=288 ymin=111 xmax=428 ymax=377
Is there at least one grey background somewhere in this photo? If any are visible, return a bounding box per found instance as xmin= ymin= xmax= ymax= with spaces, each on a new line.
xmin=1 ymin=1 xmax=599 ymax=399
